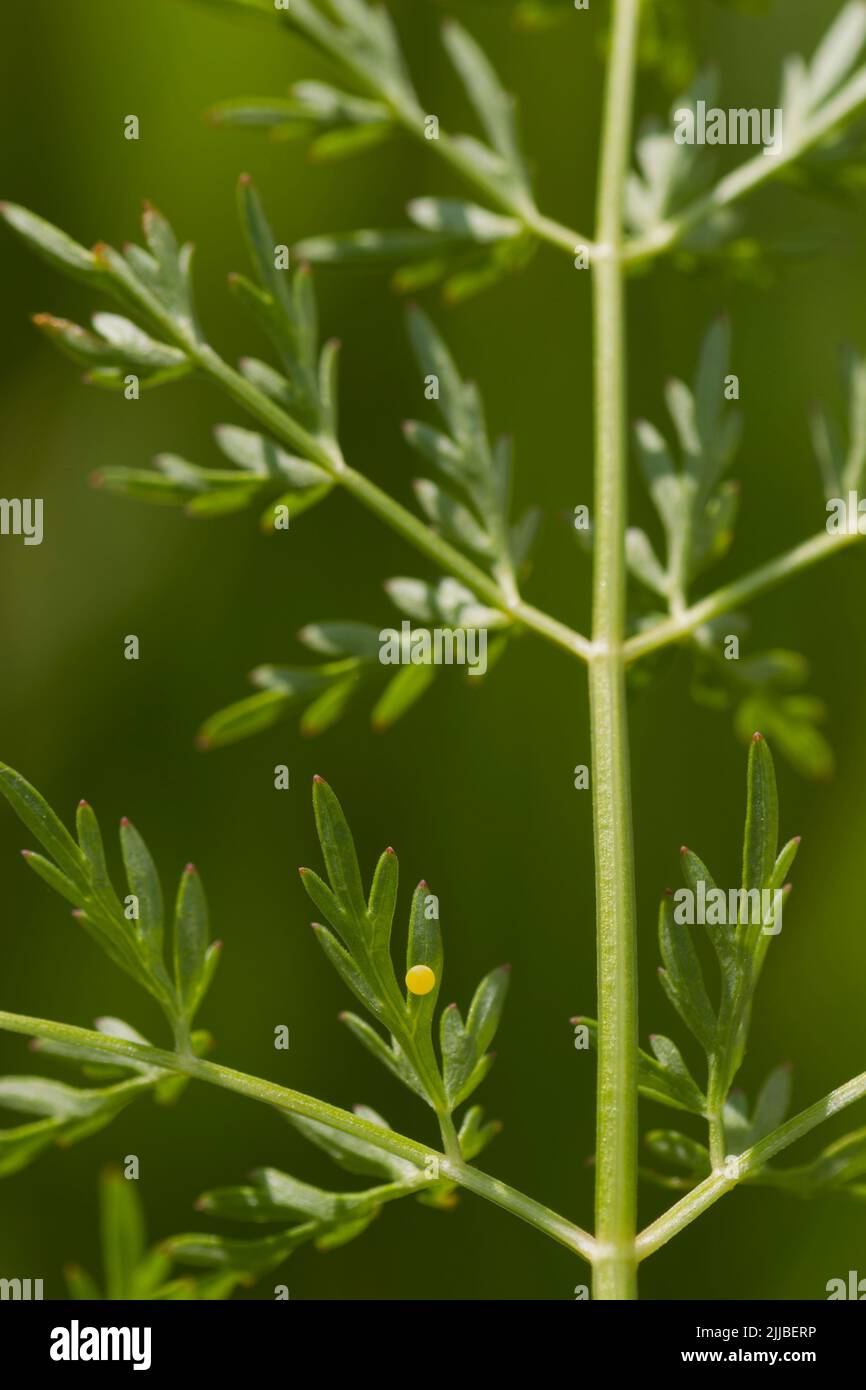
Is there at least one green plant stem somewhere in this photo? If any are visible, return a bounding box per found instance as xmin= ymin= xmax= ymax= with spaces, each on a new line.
xmin=339 ymin=462 xmax=594 ymax=659
xmin=0 ymin=1009 xmax=595 ymax=1263
xmin=622 ymin=67 xmax=866 ymax=265
xmin=638 ymin=1065 xmax=866 ymax=1259
xmin=146 ymin=334 xmax=596 ymax=662
xmin=437 ymin=1110 xmax=462 ymax=1163
xmin=200 ymin=0 xmax=591 ymax=256
xmin=589 ymin=0 xmax=642 ymax=1303
xmin=708 ymin=1111 xmax=727 ymax=1172
xmin=405 ymin=121 xmax=589 ymax=255
xmin=99 ymin=248 xmax=597 ymax=663
xmin=623 ymin=529 xmax=863 ymax=664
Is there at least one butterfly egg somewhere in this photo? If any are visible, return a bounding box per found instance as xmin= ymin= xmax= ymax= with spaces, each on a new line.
xmin=405 ymin=964 xmax=436 ymax=996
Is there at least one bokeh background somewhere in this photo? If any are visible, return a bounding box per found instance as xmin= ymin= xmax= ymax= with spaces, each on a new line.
xmin=1 ymin=0 xmax=865 ymax=1300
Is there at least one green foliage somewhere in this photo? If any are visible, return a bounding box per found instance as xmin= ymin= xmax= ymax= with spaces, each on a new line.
xmin=574 ymin=1017 xmax=706 ymax=1116
xmin=300 ymin=776 xmax=509 ymax=1128
xmin=629 ymin=322 xmax=832 ymax=777
xmin=625 ymin=72 xmax=735 ymax=252
xmin=295 ymin=202 xmax=536 ymax=306
xmin=623 ymin=4 xmax=866 ymax=263
xmin=630 ymin=317 xmax=742 ymax=602
xmin=777 ymin=3 xmax=866 ymax=196
xmin=1 ymin=183 xmax=339 ymax=520
xmin=625 ymin=737 xmax=866 ymax=1197
xmin=755 ymin=1126 xmax=866 ymax=1199
xmin=66 ymin=1168 xmax=242 ymax=1300
xmin=0 ymin=764 xmax=220 ymax=1044
xmin=0 ymin=764 xmax=508 ymax=1279
xmin=5 ymin=0 xmax=866 ymax=1303
xmin=1 ymin=188 xmax=537 ymax=757
xmin=197 ymin=576 xmax=508 ymax=749
xmin=658 ymin=735 xmax=791 ymax=1091
xmin=166 ymin=1102 xmax=500 ymax=1275
xmin=209 ymin=83 xmax=397 ymax=161
xmin=199 ymin=309 xmax=533 ymax=748
xmin=811 ymin=345 xmax=866 ymax=500
xmin=690 ymin=619 xmax=834 ymax=781
xmin=201 ymin=1 xmax=550 ymax=301
xmin=403 ymin=305 xmax=538 ymax=591
xmin=0 ymin=1017 xmax=209 ymax=1177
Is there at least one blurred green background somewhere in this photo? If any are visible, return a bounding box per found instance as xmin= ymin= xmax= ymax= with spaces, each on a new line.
xmin=1 ymin=0 xmax=865 ymax=1300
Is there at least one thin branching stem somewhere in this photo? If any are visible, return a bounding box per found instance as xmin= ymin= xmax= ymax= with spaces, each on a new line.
xmin=623 ymin=529 xmax=863 ymax=664
xmin=396 ymin=117 xmax=591 ymax=255
xmin=136 ymin=317 xmax=597 ymax=662
xmin=0 ymin=1009 xmax=595 ymax=1263
xmin=221 ymin=0 xmax=593 ymax=255
xmin=622 ymin=67 xmax=866 ymax=265
xmin=637 ymin=1066 xmax=866 ymax=1259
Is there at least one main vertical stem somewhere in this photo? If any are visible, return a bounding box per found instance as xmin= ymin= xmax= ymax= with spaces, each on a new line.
xmin=590 ymin=0 xmax=642 ymax=1301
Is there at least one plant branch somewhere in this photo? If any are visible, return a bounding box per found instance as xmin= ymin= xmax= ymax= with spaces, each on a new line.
xmin=195 ymin=0 xmax=591 ymax=256
xmin=636 ymin=1066 xmax=866 ymax=1260
xmin=623 ymin=529 xmax=863 ymax=664
xmin=403 ymin=122 xmax=588 ymax=255
xmin=589 ymin=0 xmax=642 ymax=1302
xmin=0 ymin=1009 xmax=595 ymax=1263
xmin=78 ymin=245 xmax=594 ymax=663
xmin=623 ymin=66 xmax=866 ymax=265
xmin=146 ymin=331 xmax=595 ymax=661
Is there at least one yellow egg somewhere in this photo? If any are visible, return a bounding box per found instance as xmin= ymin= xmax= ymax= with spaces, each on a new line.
xmin=406 ymin=964 xmax=436 ymax=996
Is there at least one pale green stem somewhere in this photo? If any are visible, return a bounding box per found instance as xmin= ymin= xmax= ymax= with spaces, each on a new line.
xmin=99 ymin=272 xmax=594 ymax=662
xmin=623 ymin=67 xmax=866 ymax=266
xmin=708 ymin=1111 xmax=727 ymax=1172
xmin=403 ymin=121 xmax=590 ymax=255
xmin=638 ymin=1066 xmax=866 ymax=1259
xmin=437 ymin=1109 xmax=462 ymax=1164
xmin=624 ymin=529 xmax=862 ymax=664
xmin=589 ymin=0 xmax=642 ymax=1302
xmin=0 ymin=1009 xmax=595 ymax=1263
xmin=225 ymin=0 xmax=593 ymax=255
